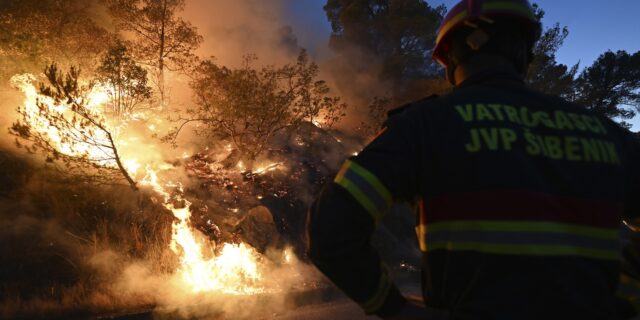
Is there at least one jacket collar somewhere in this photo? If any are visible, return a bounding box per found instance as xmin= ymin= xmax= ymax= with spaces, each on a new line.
xmin=455 ymin=68 xmax=525 ymax=90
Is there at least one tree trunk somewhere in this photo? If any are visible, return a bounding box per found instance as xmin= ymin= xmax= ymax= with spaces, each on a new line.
xmin=158 ymin=0 xmax=167 ymax=110
xmin=107 ymin=131 xmax=137 ymax=190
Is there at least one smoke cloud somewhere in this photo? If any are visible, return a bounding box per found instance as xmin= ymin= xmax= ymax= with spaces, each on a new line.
xmin=183 ymin=0 xmax=298 ymax=67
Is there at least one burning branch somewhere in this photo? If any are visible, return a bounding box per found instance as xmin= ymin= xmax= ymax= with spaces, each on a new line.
xmin=10 ymin=64 xmax=138 ymax=190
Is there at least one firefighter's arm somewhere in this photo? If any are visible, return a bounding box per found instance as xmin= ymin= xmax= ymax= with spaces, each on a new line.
xmin=619 ymin=134 xmax=640 ymax=319
xmin=307 ymin=182 xmax=407 ymax=317
xmin=307 ymin=111 xmax=423 ymax=317
xmin=624 ymin=135 xmax=640 ymax=226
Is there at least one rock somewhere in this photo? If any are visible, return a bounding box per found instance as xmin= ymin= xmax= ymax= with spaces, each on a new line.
xmin=235 ymin=206 xmax=280 ymax=253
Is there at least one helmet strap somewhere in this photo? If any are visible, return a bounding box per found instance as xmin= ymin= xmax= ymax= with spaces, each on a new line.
xmin=445 ymin=53 xmax=459 ymax=85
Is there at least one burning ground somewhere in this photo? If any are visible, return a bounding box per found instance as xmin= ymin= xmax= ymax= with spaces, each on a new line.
xmin=0 ymin=74 xmax=338 ymax=318
xmin=0 ymin=1 xmax=424 ymax=318
xmin=0 ymin=73 xmax=419 ymax=319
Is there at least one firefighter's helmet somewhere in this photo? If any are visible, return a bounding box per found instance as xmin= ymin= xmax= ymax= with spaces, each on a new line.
xmin=432 ymin=0 xmax=541 ymax=67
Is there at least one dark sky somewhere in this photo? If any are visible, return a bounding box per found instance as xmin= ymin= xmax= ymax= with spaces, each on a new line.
xmin=283 ymin=0 xmax=640 ymax=129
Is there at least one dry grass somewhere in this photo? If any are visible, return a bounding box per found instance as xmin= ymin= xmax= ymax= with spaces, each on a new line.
xmin=0 ymin=149 xmax=175 ymax=318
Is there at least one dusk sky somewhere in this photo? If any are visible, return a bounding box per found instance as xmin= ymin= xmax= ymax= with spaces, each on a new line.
xmin=283 ymin=0 xmax=640 ymax=130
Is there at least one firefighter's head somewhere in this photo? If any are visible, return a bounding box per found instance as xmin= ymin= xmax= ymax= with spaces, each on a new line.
xmin=432 ymin=0 xmax=542 ymax=85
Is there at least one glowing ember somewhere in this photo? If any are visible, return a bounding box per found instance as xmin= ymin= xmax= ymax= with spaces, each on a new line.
xmin=283 ymin=248 xmax=294 ymax=264
xmin=253 ymin=162 xmax=283 ymax=175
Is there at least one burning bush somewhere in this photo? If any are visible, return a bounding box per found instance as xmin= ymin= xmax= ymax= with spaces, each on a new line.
xmin=167 ymin=50 xmax=347 ymax=164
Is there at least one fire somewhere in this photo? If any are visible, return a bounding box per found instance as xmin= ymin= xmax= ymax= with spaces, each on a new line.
xmin=142 ymin=168 xmax=267 ymax=295
xmin=13 ymin=73 xmax=271 ymax=296
xmin=253 ymin=162 xmax=283 ymax=175
xmin=11 ymin=74 xmax=118 ymax=167
xmin=123 ymin=159 xmax=141 ymax=176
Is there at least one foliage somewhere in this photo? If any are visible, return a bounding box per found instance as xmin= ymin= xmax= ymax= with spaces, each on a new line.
xmin=96 ymin=41 xmax=153 ymax=117
xmin=359 ymin=96 xmax=392 ymax=136
xmin=105 ymin=0 xmax=204 ymax=106
xmin=526 ymin=4 xmax=579 ymax=98
xmin=9 ymin=64 xmax=137 ymax=189
xmin=0 ymin=0 xmax=112 ymax=81
xmin=168 ymin=50 xmax=347 ymax=161
xmin=574 ymin=50 xmax=640 ymax=126
xmin=324 ymin=0 xmax=445 ymax=88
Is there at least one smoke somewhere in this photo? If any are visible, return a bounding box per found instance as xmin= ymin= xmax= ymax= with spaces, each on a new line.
xmin=102 ymin=245 xmax=325 ymax=319
xmin=0 ymin=1 xmax=401 ymax=318
xmin=183 ymin=0 xmax=299 ymax=67
xmin=179 ymin=0 xmax=393 ymax=136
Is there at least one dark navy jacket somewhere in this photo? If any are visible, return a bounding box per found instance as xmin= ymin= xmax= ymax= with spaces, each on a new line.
xmin=307 ymin=71 xmax=640 ymax=319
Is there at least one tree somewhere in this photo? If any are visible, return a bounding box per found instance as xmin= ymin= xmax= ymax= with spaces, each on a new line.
xmin=106 ymin=0 xmax=203 ymax=108
xmin=574 ymin=50 xmax=640 ymax=127
xmin=96 ymin=41 xmax=153 ymax=117
xmin=168 ymin=50 xmax=346 ymax=162
xmin=526 ymin=4 xmax=578 ymax=98
xmin=324 ymin=0 xmax=445 ymax=89
xmin=10 ymin=64 xmax=137 ymax=190
xmin=524 ymin=5 xmax=639 ymax=128
xmin=0 ymin=0 xmax=112 ymax=82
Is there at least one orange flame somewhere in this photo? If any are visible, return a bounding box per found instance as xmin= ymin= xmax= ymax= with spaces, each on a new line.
xmin=13 ymin=73 xmax=270 ymax=295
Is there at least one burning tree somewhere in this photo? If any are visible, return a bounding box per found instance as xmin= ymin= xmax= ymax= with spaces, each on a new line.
xmin=168 ymin=50 xmax=346 ymax=163
xmin=10 ymin=64 xmax=138 ymax=190
xmin=96 ymin=41 xmax=153 ymax=117
xmin=106 ymin=0 xmax=203 ymax=108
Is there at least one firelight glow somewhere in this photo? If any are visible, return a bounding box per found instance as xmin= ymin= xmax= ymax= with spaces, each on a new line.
xmin=13 ymin=73 xmax=271 ymax=296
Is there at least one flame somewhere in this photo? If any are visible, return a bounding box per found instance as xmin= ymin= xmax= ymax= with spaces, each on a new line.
xmin=283 ymin=248 xmax=294 ymax=264
xmin=11 ymin=74 xmax=119 ymax=167
xmin=141 ymin=167 xmax=267 ymax=295
xmin=253 ymin=162 xmax=283 ymax=175
xmin=13 ymin=73 xmax=270 ymax=296
xmin=123 ymin=159 xmax=141 ymax=176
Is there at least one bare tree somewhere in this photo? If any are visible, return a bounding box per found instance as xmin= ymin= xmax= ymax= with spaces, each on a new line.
xmin=10 ymin=64 xmax=137 ymax=190
xmin=167 ymin=50 xmax=347 ymax=162
xmin=96 ymin=41 xmax=152 ymax=117
xmin=106 ymin=0 xmax=203 ymax=108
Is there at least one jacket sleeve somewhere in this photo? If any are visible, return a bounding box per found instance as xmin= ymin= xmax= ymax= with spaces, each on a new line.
xmin=624 ymin=134 xmax=640 ymax=222
xmin=307 ymin=112 xmax=421 ymax=317
xmin=618 ymin=234 xmax=640 ymax=318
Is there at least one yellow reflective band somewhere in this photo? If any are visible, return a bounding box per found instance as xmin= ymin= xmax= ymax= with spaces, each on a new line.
xmin=436 ymin=10 xmax=469 ymax=44
xmin=427 ymin=220 xmax=618 ymax=240
xmin=334 ymin=160 xmax=392 ymax=223
xmin=427 ymin=241 xmax=618 ymax=260
xmin=416 ymin=224 xmax=427 ymax=252
xmin=482 ymin=1 xmax=535 ymax=19
xmin=360 ymin=271 xmax=393 ymax=314
xmin=346 ymin=160 xmax=392 ymax=207
xmin=335 ymin=177 xmax=383 ymax=222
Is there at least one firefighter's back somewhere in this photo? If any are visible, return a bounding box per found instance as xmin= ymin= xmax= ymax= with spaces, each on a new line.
xmin=410 ymin=76 xmax=638 ymax=319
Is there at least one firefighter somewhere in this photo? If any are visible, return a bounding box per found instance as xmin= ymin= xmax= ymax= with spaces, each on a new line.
xmin=307 ymin=0 xmax=640 ymax=319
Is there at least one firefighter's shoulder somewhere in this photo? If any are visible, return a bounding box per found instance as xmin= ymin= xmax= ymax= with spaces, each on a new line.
xmin=386 ymin=94 xmax=440 ymax=119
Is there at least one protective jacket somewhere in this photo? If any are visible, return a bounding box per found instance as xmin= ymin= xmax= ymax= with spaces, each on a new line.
xmin=307 ymin=70 xmax=640 ymax=319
